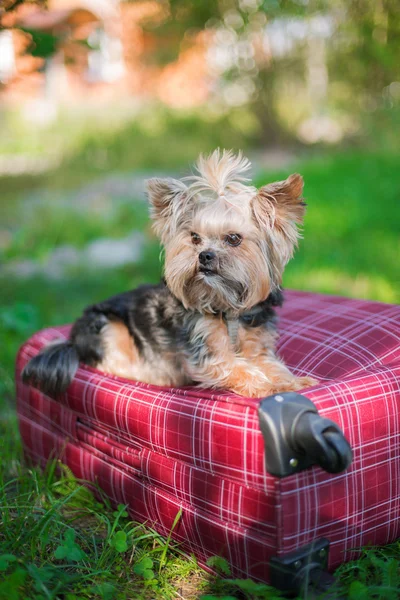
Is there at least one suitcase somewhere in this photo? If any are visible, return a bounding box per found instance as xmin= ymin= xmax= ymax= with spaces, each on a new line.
xmin=16 ymin=289 xmax=400 ymax=596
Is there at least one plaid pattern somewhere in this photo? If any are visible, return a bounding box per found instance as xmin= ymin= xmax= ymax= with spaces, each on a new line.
xmin=16 ymin=290 xmax=400 ymax=581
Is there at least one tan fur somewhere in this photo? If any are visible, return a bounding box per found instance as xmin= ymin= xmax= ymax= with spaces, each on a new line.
xmin=186 ymin=316 xmax=317 ymax=398
xmin=98 ymin=321 xmax=190 ymax=387
xmin=97 ymin=321 xmax=138 ymax=378
xmin=237 ymin=326 xmax=316 ymax=391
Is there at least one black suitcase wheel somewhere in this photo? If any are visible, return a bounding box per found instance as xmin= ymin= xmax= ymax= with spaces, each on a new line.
xmin=258 ymin=393 xmax=353 ymax=477
xmin=320 ymin=429 xmax=353 ymax=473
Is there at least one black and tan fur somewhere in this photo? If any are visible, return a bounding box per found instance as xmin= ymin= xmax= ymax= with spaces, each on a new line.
xmin=22 ymin=150 xmax=317 ymax=398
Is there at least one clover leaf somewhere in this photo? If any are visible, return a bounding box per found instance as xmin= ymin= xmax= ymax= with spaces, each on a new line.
xmin=54 ymin=529 xmax=86 ymax=562
xmin=110 ymin=530 xmax=128 ymax=553
xmin=133 ymin=557 xmax=154 ymax=580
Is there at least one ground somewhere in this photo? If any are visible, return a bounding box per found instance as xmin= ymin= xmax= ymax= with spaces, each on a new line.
xmin=1 ymin=141 xmax=400 ymax=599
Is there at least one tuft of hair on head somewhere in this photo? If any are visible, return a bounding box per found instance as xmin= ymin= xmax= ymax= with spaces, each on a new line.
xmin=146 ymin=150 xmax=258 ymax=240
xmin=184 ymin=149 xmax=256 ymax=209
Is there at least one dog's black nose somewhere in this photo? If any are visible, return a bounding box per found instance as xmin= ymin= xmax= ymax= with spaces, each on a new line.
xmin=199 ymin=250 xmax=216 ymax=265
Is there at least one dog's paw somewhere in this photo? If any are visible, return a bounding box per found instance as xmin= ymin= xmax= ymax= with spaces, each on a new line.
xmin=290 ymin=375 xmax=319 ymax=391
xmin=225 ymin=373 xmax=319 ymax=398
xmin=268 ymin=376 xmax=319 ymax=395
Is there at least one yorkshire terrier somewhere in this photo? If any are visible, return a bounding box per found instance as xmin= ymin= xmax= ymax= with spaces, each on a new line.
xmin=22 ymin=150 xmax=317 ymax=398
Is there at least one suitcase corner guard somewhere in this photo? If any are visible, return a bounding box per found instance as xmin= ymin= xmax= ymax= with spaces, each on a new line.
xmin=270 ymin=538 xmax=346 ymax=599
xmin=258 ymin=392 xmax=353 ymax=477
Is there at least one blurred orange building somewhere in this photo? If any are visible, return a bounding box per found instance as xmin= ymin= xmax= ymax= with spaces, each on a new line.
xmin=0 ymin=0 xmax=213 ymax=109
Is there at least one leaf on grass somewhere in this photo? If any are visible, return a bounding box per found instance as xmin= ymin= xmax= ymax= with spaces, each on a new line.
xmin=54 ymin=546 xmax=68 ymax=560
xmin=0 ymin=554 xmax=17 ymax=571
xmin=88 ymin=582 xmax=116 ymax=600
xmin=0 ymin=567 xmax=28 ymax=600
xmin=54 ymin=528 xmax=87 ymax=562
xmin=136 ymin=557 xmax=153 ymax=571
xmin=68 ymin=546 xmax=87 ymax=562
xmin=143 ymin=569 xmax=155 ymax=581
xmin=28 ymin=563 xmax=72 ymax=592
xmin=384 ymin=558 xmax=400 ymax=588
xmin=206 ymin=556 xmax=231 ymax=576
xmin=369 ymin=552 xmax=387 ymax=573
xmin=113 ymin=504 xmax=128 ymax=519
xmin=349 ymin=580 xmax=369 ymax=599
xmin=110 ymin=530 xmax=128 ymax=553
xmin=134 ymin=557 xmax=155 ymax=580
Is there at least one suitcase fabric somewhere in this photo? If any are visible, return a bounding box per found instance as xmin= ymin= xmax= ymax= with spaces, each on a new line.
xmin=16 ymin=290 xmax=400 ymax=584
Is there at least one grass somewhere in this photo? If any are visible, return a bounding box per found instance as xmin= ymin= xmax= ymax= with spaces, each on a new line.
xmin=258 ymin=150 xmax=400 ymax=304
xmin=0 ymin=460 xmax=206 ymax=600
xmin=0 ymin=104 xmax=256 ymax=217
xmin=1 ymin=123 xmax=400 ymax=599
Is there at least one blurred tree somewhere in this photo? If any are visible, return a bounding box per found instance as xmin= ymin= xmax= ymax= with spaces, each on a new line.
xmin=20 ymin=27 xmax=59 ymax=58
xmin=0 ymin=0 xmax=47 ymax=28
xmin=1 ymin=0 xmax=399 ymax=146
xmin=328 ymin=0 xmax=400 ymax=109
xmin=137 ymin=0 xmax=312 ymax=144
xmin=136 ymin=0 xmax=400 ymax=144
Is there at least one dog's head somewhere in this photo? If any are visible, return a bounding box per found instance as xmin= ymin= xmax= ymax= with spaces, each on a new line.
xmin=146 ymin=149 xmax=306 ymax=314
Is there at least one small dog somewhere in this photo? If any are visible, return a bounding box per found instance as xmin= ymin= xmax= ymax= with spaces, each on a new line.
xmin=23 ymin=150 xmax=317 ymax=398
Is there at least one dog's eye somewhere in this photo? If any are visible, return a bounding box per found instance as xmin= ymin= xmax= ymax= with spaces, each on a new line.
xmin=225 ymin=233 xmax=242 ymax=247
xmin=191 ymin=232 xmax=202 ymax=245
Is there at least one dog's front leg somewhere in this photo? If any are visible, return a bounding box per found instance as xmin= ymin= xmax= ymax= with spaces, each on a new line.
xmin=252 ymin=356 xmax=319 ymax=395
xmin=238 ymin=325 xmax=318 ymax=395
xmin=185 ymin=315 xmax=294 ymax=398
xmin=191 ymin=355 xmax=279 ymax=398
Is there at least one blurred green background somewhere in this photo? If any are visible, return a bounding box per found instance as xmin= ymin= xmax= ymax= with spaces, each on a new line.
xmin=0 ymin=1 xmax=399 ymax=597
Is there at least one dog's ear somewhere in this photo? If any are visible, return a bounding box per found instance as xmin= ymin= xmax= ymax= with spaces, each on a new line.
xmin=146 ymin=178 xmax=188 ymax=240
xmin=252 ymin=173 xmax=306 ymax=270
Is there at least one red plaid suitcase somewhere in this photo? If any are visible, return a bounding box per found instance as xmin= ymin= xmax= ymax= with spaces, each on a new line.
xmin=16 ymin=290 xmax=400 ymax=595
